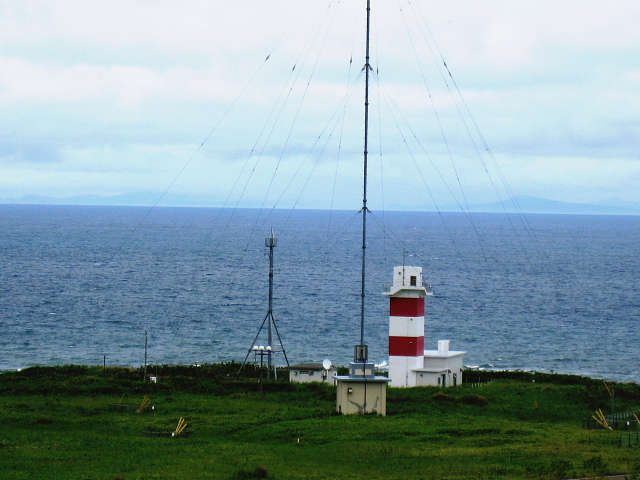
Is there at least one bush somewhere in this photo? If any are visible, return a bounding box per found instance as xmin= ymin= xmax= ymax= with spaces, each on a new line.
xmin=550 ymin=459 xmax=573 ymax=478
xmin=231 ymin=467 xmax=271 ymax=479
xmin=433 ymin=392 xmax=456 ymax=402
xmin=583 ymin=455 xmax=608 ymax=475
xmin=461 ymin=393 xmax=488 ymax=406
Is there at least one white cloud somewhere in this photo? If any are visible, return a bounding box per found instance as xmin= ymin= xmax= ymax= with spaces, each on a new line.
xmin=0 ymin=0 xmax=639 ymax=207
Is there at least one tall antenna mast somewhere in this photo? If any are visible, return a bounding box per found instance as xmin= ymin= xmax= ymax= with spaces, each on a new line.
xmin=335 ymin=0 xmax=391 ymax=417
xmin=355 ymin=0 xmax=372 ymax=364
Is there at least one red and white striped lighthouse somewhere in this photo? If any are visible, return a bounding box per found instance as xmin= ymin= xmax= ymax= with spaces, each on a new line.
xmin=386 ymin=266 xmax=427 ymax=387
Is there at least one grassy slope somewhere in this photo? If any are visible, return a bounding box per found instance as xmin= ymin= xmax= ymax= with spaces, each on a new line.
xmin=1 ymin=366 xmax=639 ymax=480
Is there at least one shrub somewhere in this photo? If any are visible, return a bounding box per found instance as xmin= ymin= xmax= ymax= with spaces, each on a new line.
xmin=461 ymin=393 xmax=488 ymax=406
xmin=231 ymin=467 xmax=271 ymax=479
xmin=583 ymin=455 xmax=608 ymax=475
xmin=433 ymin=392 xmax=456 ymax=402
xmin=550 ymin=459 xmax=573 ymax=478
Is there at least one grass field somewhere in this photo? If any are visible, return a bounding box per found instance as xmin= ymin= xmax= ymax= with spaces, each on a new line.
xmin=1 ymin=365 xmax=639 ymax=479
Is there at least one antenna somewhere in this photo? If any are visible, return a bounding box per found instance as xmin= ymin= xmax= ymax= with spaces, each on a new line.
xmin=354 ymin=0 xmax=372 ymax=364
xmin=333 ymin=0 xmax=391 ymax=417
xmin=239 ymin=229 xmax=289 ymax=378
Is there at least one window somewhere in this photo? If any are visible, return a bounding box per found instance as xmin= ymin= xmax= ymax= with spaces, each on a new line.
xmin=410 ymin=276 xmax=417 ymax=286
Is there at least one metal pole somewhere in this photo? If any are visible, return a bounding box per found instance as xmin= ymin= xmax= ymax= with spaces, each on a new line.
xmin=357 ymin=0 xmax=372 ymax=361
xmin=266 ymin=230 xmax=276 ymax=378
xmin=143 ymin=331 xmax=148 ymax=382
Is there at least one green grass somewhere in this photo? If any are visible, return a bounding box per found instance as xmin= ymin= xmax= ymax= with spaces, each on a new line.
xmin=1 ymin=365 xmax=639 ymax=479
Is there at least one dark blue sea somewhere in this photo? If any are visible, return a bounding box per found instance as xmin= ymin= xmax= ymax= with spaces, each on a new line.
xmin=1 ymin=204 xmax=639 ymax=383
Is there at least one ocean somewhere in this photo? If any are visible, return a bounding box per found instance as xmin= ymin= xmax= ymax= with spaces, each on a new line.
xmin=1 ymin=204 xmax=639 ymax=383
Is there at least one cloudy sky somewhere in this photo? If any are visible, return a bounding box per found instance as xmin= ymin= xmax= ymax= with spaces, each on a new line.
xmin=1 ymin=1 xmax=639 ymax=211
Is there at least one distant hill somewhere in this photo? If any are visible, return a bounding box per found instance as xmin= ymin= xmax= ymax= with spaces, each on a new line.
xmin=2 ymin=193 xmax=639 ymax=215
xmin=464 ymin=195 xmax=640 ymax=216
xmin=0 ymin=192 xmax=212 ymax=208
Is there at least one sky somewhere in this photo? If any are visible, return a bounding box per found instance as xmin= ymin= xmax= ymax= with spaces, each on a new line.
xmin=1 ymin=1 xmax=639 ymax=211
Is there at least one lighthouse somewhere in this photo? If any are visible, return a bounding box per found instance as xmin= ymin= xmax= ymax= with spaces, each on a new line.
xmin=386 ymin=265 xmax=466 ymax=388
xmin=386 ymin=266 xmax=427 ymax=387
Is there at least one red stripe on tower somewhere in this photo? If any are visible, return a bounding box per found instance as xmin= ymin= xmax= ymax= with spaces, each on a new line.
xmin=389 ymin=297 xmax=425 ymax=317
xmin=389 ymin=336 xmax=425 ymax=357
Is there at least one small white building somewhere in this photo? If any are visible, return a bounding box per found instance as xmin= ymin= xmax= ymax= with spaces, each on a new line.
xmin=416 ymin=340 xmax=465 ymax=387
xmin=288 ymin=363 xmax=337 ymax=384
